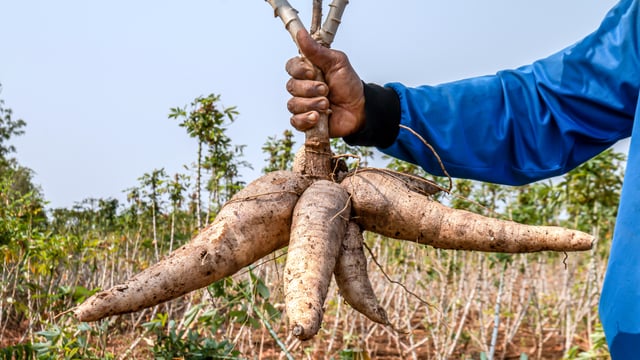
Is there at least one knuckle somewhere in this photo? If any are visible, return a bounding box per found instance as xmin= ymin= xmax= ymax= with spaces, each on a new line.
xmin=285 ymin=59 xmax=293 ymax=74
xmin=317 ymin=98 xmax=329 ymax=110
xmin=286 ymin=57 xmax=315 ymax=79
xmin=303 ymin=81 xmax=317 ymax=95
xmin=291 ymin=114 xmax=311 ymax=130
xmin=290 ymin=115 xmax=302 ymax=129
xmin=286 ymin=79 xmax=295 ymax=94
xmin=286 ymin=98 xmax=297 ymax=113
xmin=285 ymin=57 xmax=301 ymax=75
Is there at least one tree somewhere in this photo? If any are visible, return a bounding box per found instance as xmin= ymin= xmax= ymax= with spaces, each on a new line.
xmin=0 ymin=169 xmax=43 ymax=245
xmin=50 ymin=197 xmax=119 ymax=236
xmin=165 ymin=172 xmax=190 ymax=252
xmin=170 ymin=94 xmax=241 ymax=229
xmin=0 ymin=84 xmax=45 ymax=238
xmin=202 ymin=138 xmax=249 ymax=224
xmin=138 ymin=168 xmax=168 ymax=260
xmin=559 ymin=148 xmax=624 ymax=236
xmin=123 ymin=184 xmax=146 ymax=237
xmin=262 ymin=130 xmax=296 ymax=172
xmin=0 ymin=84 xmax=26 ymax=165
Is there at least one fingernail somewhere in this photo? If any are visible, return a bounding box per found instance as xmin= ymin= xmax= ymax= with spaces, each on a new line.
xmin=316 ymin=84 xmax=327 ymax=94
xmin=308 ymin=112 xmax=317 ymax=122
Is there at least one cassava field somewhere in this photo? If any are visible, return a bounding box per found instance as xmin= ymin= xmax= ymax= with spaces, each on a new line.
xmin=0 ymin=94 xmax=623 ymax=359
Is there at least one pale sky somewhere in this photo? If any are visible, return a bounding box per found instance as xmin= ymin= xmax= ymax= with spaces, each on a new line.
xmin=1 ymin=0 xmax=621 ymax=209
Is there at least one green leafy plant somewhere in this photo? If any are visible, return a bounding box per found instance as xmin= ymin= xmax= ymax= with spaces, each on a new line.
xmin=564 ymin=323 xmax=609 ymax=359
xmin=0 ymin=343 xmax=34 ymax=360
xmin=143 ymin=311 xmax=238 ymax=360
xmin=263 ymin=129 xmax=296 ymax=172
xmin=32 ymin=322 xmax=113 ymax=360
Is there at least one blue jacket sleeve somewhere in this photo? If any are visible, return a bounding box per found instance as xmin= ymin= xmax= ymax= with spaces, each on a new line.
xmin=378 ymin=0 xmax=639 ymax=185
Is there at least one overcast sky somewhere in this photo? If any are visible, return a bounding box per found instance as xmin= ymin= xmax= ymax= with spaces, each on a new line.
xmin=1 ymin=0 xmax=622 ymax=209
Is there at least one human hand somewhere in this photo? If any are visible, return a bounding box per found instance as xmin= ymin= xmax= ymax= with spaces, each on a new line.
xmin=285 ymin=29 xmax=365 ymax=138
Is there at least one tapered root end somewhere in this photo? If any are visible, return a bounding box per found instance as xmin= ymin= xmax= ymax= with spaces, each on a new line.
xmin=375 ymin=307 xmax=391 ymax=326
xmin=571 ymin=231 xmax=595 ymax=252
xmin=292 ymin=324 xmax=304 ymax=337
xmin=292 ymin=324 xmax=315 ymax=340
xmin=73 ymin=286 xmax=132 ymax=322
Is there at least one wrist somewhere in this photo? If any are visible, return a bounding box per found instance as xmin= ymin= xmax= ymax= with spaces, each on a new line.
xmin=344 ymin=82 xmax=400 ymax=148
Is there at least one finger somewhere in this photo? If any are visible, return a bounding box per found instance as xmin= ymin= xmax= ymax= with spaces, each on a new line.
xmin=290 ymin=111 xmax=320 ymax=131
xmin=287 ymin=96 xmax=329 ymax=115
xmin=285 ymin=57 xmax=317 ymax=80
xmin=295 ymin=30 xmax=336 ymax=71
xmin=286 ymin=79 xmax=329 ymax=97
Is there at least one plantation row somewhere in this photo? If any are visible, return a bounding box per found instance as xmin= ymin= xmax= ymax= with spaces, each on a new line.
xmin=1 ymin=92 xmax=623 ymax=358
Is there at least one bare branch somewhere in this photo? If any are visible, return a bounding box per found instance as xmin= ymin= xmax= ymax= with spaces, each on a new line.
xmin=265 ymin=0 xmax=307 ymax=48
xmin=310 ymin=0 xmax=323 ymax=35
xmin=314 ymin=0 xmax=349 ymax=47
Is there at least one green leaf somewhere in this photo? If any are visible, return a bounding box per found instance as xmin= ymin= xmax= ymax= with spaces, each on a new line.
xmin=66 ymin=347 xmax=79 ymax=358
xmin=182 ymin=304 xmax=202 ymax=328
xmin=230 ymin=310 xmax=247 ymax=323
xmin=76 ymin=322 xmax=91 ymax=332
xmin=36 ymin=328 xmax=60 ymax=341
xmin=256 ymin=279 xmax=270 ymax=299
xmin=263 ymin=302 xmax=281 ymax=321
xmin=247 ymin=316 xmax=261 ymax=329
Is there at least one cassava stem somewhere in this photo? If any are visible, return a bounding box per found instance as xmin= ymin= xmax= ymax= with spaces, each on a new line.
xmin=341 ymin=169 xmax=594 ymax=253
xmin=310 ymin=0 xmax=323 ymax=35
xmin=314 ymin=0 xmax=349 ymax=47
xmin=266 ymin=0 xmax=335 ymax=179
xmin=266 ymin=0 xmax=306 ymax=48
xmin=74 ymin=171 xmax=311 ymax=322
xmin=334 ymin=222 xmax=389 ymax=325
xmin=284 ymin=180 xmax=351 ymax=340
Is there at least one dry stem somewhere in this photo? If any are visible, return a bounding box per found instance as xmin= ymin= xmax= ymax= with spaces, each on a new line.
xmin=314 ymin=0 xmax=349 ymax=47
xmin=310 ymin=0 xmax=323 ymax=35
xmin=267 ymin=0 xmax=334 ymax=178
xmin=266 ymin=0 xmax=306 ymax=48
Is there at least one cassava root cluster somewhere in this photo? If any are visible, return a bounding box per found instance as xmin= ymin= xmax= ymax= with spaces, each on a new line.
xmin=74 ymin=162 xmax=593 ymax=340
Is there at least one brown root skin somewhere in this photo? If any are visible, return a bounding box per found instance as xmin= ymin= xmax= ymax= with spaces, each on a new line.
xmin=355 ymin=168 xmax=442 ymax=197
xmin=341 ymin=170 xmax=594 ymax=253
xmin=74 ymin=171 xmax=311 ymax=322
xmin=334 ymin=222 xmax=389 ymax=325
xmin=292 ymin=146 xmax=306 ymax=174
xmin=284 ymin=180 xmax=351 ymax=340
xmin=292 ymin=146 xmax=349 ymax=182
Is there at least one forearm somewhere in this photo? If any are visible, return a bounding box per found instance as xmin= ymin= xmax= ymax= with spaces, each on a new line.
xmin=385 ymin=71 xmax=632 ymax=185
xmin=347 ymin=0 xmax=638 ymax=185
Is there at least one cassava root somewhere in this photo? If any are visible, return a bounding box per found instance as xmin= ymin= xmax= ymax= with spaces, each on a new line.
xmin=284 ymin=180 xmax=351 ymax=340
xmin=74 ymin=171 xmax=311 ymax=322
xmin=341 ymin=169 xmax=594 ymax=253
xmin=334 ymin=221 xmax=389 ymax=325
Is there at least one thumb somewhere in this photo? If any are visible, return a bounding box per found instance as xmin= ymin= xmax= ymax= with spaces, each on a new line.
xmin=296 ymin=29 xmax=334 ymax=72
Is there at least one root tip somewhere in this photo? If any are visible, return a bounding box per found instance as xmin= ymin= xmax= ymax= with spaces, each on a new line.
xmin=292 ymin=324 xmax=304 ymax=337
xmin=292 ymin=324 xmax=313 ymax=340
